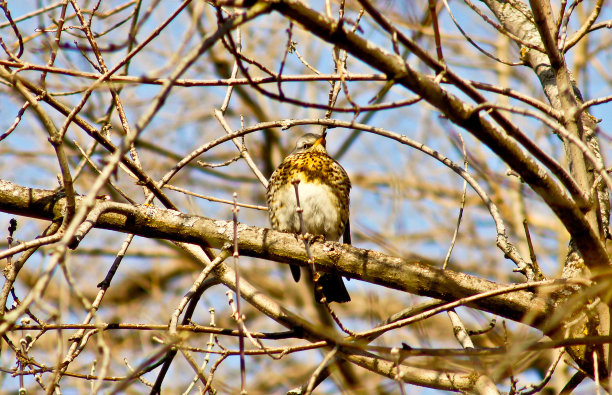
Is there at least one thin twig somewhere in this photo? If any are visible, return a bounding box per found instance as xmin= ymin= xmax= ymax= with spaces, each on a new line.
xmin=169 ymin=251 xmax=231 ymax=334
xmin=291 ymin=180 xmax=314 ymax=273
xmin=351 ymin=279 xmax=567 ymax=340
xmin=442 ymin=132 xmax=467 ymax=270
xmin=163 ymin=184 xmax=267 ymax=210
xmin=390 ymin=347 xmax=406 ymax=395
xmin=304 ymin=346 xmax=338 ymax=395
xmin=215 ymin=109 xmax=268 ymax=187
xmin=522 ymin=349 xmax=564 ymax=395
xmin=182 ymin=308 xmax=218 ymax=395
xmin=442 ymin=0 xmax=522 ymax=66
xmin=232 ymin=192 xmax=247 ymax=394
xmin=522 ymin=219 xmax=541 ymax=278
xmin=428 ymin=0 xmax=444 ymax=62
xmin=322 ymin=302 xmax=356 ymax=336
xmin=277 ymin=21 xmax=293 ymax=97
xmin=0 ymin=101 xmax=29 ymax=142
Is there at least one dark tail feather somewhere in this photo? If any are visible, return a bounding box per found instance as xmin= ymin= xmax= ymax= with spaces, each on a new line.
xmin=314 ymin=273 xmax=351 ymax=303
xmin=290 ymin=264 xmax=301 ymax=282
xmin=342 ymin=220 xmax=352 ymax=282
xmin=342 ymin=219 xmax=351 ymax=245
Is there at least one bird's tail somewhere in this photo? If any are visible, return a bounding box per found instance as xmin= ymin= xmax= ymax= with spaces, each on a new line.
xmin=314 ymin=273 xmax=351 ymax=303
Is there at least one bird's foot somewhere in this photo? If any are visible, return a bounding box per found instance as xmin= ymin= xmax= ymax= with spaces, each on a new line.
xmin=301 ymin=233 xmax=324 ymax=245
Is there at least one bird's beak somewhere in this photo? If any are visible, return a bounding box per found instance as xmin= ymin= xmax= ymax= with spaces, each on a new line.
xmin=314 ymin=135 xmax=326 ymax=148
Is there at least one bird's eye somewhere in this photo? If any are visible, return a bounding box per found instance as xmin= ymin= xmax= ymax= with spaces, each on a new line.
xmin=302 ymin=143 xmax=312 ymax=149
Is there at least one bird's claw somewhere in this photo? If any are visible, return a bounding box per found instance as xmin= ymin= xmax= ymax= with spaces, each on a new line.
xmin=301 ymin=233 xmax=324 ymax=245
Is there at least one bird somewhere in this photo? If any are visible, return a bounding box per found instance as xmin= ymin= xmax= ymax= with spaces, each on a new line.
xmin=267 ymin=133 xmax=351 ymax=303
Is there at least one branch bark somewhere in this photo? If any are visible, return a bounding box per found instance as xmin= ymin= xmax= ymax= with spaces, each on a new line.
xmin=0 ymin=179 xmax=549 ymax=327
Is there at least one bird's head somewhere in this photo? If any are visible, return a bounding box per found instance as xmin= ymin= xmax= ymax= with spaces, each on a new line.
xmin=292 ymin=133 xmax=327 ymax=154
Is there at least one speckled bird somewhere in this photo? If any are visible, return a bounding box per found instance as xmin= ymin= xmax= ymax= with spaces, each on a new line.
xmin=267 ymin=133 xmax=351 ymax=303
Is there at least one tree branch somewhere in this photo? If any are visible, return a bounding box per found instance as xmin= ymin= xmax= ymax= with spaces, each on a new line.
xmin=0 ymin=179 xmax=550 ymax=327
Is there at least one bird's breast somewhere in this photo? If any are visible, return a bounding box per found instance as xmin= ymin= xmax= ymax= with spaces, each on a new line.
xmin=268 ymin=178 xmax=345 ymax=241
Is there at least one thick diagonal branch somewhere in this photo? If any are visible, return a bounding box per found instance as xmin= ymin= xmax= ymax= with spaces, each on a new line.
xmin=0 ymin=180 xmax=550 ymax=327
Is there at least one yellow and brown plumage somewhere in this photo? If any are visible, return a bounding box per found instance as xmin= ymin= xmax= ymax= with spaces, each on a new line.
xmin=267 ymin=133 xmax=351 ymax=303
